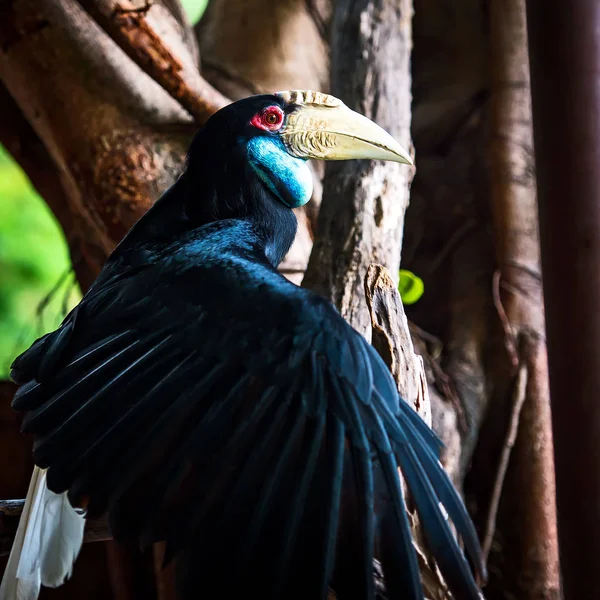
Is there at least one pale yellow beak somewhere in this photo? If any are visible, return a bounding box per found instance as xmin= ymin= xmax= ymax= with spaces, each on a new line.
xmin=276 ymin=90 xmax=413 ymax=166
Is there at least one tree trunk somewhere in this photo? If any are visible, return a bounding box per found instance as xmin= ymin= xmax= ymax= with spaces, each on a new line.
xmin=303 ymin=0 xmax=415 ymax=339
xmin=525 ymin=1 xmax=600 ymax=597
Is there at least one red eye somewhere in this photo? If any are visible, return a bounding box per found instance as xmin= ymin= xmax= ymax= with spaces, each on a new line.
xmin=251 ymin=105 xmax=284 ymax=131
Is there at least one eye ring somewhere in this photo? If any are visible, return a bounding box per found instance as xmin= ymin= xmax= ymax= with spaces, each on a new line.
xmin=251 ymin=105 xmax=284 ymax=131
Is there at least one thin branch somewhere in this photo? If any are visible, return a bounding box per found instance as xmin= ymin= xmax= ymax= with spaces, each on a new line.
xmin=408 ymin=321 xmax=443 ymax=359
xmin=408 ymin=323 xmax=469 ymax=434
xmin=0 ymin=498 xmax=111 ymax=557
xmin=482 ymin=360 xmax=527 ymax=560
xmin=6 ymin=267 xmax=74 ymax=375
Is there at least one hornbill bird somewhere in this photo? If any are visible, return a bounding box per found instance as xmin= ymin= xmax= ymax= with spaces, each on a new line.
xmin=0 ymin=90 xmax=485 ymax=600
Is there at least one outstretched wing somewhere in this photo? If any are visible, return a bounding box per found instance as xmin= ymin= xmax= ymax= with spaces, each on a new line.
xmin=10 ymin=242 xmax=484 ymax=600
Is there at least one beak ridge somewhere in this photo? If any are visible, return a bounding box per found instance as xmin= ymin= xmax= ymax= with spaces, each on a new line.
xmin=277 ymin=91 xmax=413 ymax=166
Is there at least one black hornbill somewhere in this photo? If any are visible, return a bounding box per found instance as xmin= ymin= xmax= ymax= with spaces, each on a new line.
xmin=0 ymin=91 xmax=485 ymax=600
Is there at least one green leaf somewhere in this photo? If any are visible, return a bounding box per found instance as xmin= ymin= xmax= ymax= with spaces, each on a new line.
xmin=180 ymin=0 xmax=209 ymax=24
xmin=398 ymin=269 xmax=425 ymax=305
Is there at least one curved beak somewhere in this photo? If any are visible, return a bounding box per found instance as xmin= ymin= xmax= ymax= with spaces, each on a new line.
xmin=277 ymin=91 xmax=413 ymax=165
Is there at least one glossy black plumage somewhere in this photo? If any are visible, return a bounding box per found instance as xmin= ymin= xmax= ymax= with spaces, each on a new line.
xmin=10 ymin=94 xmax=485 ymax=599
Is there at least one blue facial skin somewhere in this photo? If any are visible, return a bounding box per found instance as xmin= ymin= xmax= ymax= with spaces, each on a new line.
xmin=246 ymin=136 xmax=313 ymax=209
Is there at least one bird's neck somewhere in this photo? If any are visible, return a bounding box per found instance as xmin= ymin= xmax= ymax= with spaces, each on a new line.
xmin=242 ymin=194 xmax=299 ymax=267
xmin=118 ymin=164 xmax=298 ymax=269
xmin=182 ymin=144 xmax=300 ymax=267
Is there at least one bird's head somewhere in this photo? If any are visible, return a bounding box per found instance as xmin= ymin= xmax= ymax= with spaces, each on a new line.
xmin=188 ymin=90 xmax=413 ymax=211
xmin=115 ymin=91 xmax=413 ymax=267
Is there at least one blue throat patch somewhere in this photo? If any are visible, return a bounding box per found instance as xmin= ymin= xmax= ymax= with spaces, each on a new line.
xmin=246 ymin=136 xmax=313 ymax=209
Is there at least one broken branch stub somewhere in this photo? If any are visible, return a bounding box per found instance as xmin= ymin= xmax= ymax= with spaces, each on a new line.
xmin=364 ymin=263 xmax=452 ymax=600
xmin=365 ymin=264 xmax=431 ymax=427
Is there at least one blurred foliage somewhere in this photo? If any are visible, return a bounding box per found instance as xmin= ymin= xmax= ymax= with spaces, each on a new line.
xmin=181 ymin=0 xmax=208 ymax=24
xmin=0 ymin=1 xmax=209 ymax=379
xmin=0 ymin=146 xmax=81 ymax=378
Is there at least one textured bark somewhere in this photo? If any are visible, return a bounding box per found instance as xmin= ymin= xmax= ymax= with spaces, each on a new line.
xmin=0 ymin=0 xmax=196 ymax=289
xmin=365 ymin=265 xmax=431 ymax=426
xmin=78 ymin=0 xmax=228 ymax=122
xmin=302 ymin=0 xmax=415 ymax=340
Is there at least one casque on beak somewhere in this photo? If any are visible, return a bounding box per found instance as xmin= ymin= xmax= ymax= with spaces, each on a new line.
xmin=276 ymin=90 xmax=413 ymax=166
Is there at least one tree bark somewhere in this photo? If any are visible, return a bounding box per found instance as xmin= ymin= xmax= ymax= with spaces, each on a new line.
xmin=302 ymin=0 xmax=415 ymax=340
xmin=0 ymin=0 xmax=199 ymax=289
xmin=364 ymin=266 xmax=451 ymax=599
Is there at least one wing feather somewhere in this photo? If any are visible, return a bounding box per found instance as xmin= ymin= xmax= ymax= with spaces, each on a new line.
xmin=5 ymin=232 xmax=485 ymax=600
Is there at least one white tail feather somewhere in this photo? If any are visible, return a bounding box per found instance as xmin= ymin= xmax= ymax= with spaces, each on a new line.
xmin=0 ymin=467 xmax=85 ymax=600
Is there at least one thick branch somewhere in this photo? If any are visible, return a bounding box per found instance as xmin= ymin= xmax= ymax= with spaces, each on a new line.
xmin=302 ymin=0 xmax=415 ymax=338
xmin=78 ymin=0 xmax=228 ymax=123
xmin=0 ymin=0 xmax=200 ymax=287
